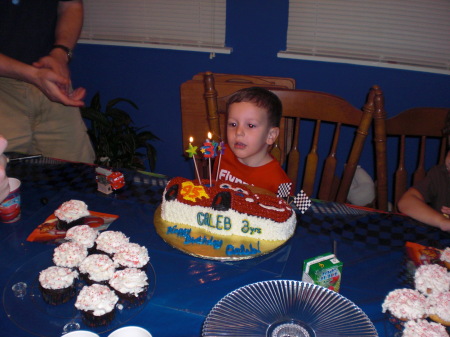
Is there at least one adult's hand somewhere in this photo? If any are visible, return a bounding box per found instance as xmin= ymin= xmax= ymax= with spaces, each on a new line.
xmin=33 ymin=52 xmax=71 ymax=94
xmin=0 ymin=137 xmax=10 ymax=203
xmin=31 ymin=67 xmax=86 ymax=107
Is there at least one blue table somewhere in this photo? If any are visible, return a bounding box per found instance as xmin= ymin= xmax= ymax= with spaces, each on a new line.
xmin=1 ymin=157 xmax=449 ymax=336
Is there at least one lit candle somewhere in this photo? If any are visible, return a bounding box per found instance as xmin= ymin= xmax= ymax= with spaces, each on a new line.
xmin=185 ymin=137 xmax=201 ymax=185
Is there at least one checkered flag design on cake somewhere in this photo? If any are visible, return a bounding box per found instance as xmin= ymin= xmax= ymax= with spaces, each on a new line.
xmin=277 ymin=183 xmax=292 ymax=198
xmin=293 ymin=190 xmax=312 ymax=214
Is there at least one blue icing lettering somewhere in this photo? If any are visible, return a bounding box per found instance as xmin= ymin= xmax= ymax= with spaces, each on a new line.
xmin=241 ymin=220 xmax=262 ymax=235
xmin=184 ymin=235 xmax=223 ymax=249
xmin=167 ymin=225 xmax=191 ymax=238
xmin=226 ymin=241 xmax=261 ymax=256
xmin=166 ymin=225 xmax=223 ymax=250
xmin=197 ymin=212 xmax=232 ymax=230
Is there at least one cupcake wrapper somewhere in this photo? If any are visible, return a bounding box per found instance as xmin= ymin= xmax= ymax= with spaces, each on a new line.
xmin=81 ymin=309 xmax=116 ymax=327
xmin=39 ymin=284 xmax=76 ymax=305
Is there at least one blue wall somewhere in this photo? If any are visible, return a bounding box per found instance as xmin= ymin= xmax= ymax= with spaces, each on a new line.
xmin=70 ymin=0 xmax=450 ymax=196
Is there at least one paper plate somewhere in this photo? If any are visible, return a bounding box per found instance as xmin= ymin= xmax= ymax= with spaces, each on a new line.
xmin=202 ymin=280 xmax=378 ymax=337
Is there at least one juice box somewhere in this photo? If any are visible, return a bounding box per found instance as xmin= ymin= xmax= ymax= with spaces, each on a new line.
xmin=302 ymin=252 xmax=343 ymax=292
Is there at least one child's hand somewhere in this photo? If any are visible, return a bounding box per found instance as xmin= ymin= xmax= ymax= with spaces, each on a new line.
xmin=441 ymin=206 xmax=450 ymax=216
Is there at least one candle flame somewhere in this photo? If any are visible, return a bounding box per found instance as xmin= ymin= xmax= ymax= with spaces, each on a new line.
xmin=189 ymin=136 xmax=193 ymax=143
xmin=207 ymin=132 xmax=212 ymax=139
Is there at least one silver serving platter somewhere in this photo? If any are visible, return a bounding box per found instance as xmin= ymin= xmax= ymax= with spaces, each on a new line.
xmin=203 ymin=280 xmax=378 ymax=337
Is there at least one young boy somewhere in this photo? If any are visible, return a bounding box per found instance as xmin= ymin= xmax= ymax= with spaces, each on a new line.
xmin=213 ymin=87 xmax=292 ymax=195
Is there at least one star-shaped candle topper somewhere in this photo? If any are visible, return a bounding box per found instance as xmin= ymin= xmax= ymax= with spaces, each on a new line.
xmin=217 ymin=141 xmax=226 ymax=155
xmin=185 ymin=143 xmax=198 ymax=158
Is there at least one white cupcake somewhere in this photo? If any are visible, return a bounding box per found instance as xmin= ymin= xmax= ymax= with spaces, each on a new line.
xmin=403 ymin=319 xmax=449 ymax=337
xmin=415 ymin=264 xmax=450 ymax=295
xmin=382 ymin=288 xmax=428 ymax=321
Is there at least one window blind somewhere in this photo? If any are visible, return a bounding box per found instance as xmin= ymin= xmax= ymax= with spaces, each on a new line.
xmin=278 ymin=0 xmax=450 ymax=74
xmin=80 ymin=0 xmax=231 ymax=54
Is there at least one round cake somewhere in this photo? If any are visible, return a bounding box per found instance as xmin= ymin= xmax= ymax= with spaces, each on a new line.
xmin=428 ymin=291 xmax=450 ymax=326
xmin=440 ymin=247 xmax=450 ymax=270
xmin=155 ymin=177 xmax=297 ymax=260
xmin=65 ymin=224 xmax=99 ymax=251
xmin=415 ymin=264 xmax=450 ymax=295
xmin=109 ymin=267 xmax=148 ymax=308
xmin=55 ymin=199 xmax=90 ymax=230
xmin=95 ymin=230 xmax=129 ymax=256
xmin=403 ymin=319 xmax=449 ymax=337
xmin=113 ymin=242 xmax=149 ymax=270
xmin=38 ymin=266 xmax=79 ymax=305
xmin=75 ymin=284 xmax=118 ymax=327
xmin=53 ymin=241 xmax=88 ymax=268
xmin=79 ymin=254 xmax=117 ymax=285
xmin=382 ymin=288 xmax=428 ymax=321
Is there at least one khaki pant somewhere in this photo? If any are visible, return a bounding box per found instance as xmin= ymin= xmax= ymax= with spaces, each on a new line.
xmin=0 ymin=77 xmax=95 ymax=163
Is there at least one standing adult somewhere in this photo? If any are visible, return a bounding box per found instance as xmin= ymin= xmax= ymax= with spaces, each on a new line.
xmin=0 ymin=0 xmax=95 ymax=163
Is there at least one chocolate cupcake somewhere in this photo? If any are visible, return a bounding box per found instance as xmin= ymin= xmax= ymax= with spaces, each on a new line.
xmin=39 ymin=266 xmax=79 ymax=305
xmin=65 ymin=224 xmax=99 ymax=253
xmin=109 ymin=268 xmax=148 ymax=308
xmin=75 ymin=284 xmax=118 ymax=327
xmin=94 ymin=231 xmax=129 ymax=257
xmin=79 ymin=254 xmax=117 ymax=285
xmin=113 ymin=242 xmax=149 ymax=270
xmin=53 ymin=241 xmax=88 ymax=269
xmin=55 ymin=200 xmax=90 ymax=231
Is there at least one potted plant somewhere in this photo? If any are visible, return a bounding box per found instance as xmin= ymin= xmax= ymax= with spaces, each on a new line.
xmin=81 ymin=92 xmax=159 ymax=171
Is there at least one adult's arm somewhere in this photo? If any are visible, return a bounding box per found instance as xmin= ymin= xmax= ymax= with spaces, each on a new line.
xmin=38 ymin=0 xmax=84 ymax=78
xmin=397 ymin=187 xmax=450 ymax=232
xmin=0 ymin=53 xmax=85 ymax=107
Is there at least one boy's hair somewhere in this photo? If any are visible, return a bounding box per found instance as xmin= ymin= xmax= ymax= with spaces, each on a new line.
xmin=226 ymin=87 xmax=282 ymax=127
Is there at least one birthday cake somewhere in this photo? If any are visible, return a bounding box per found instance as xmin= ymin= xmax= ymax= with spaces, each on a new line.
xmin=154 ymin=177 xmax=298 ymax=260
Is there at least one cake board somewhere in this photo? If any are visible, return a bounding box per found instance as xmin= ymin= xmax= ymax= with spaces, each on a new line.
xmin=153 ymin=206 xmax=294 ymax=261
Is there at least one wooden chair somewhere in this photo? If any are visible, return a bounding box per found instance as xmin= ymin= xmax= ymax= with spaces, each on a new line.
xmin=373 ymin=87 xmax=449 ymax=211
xmin=204 ymin=72 xmax=377 ymax=202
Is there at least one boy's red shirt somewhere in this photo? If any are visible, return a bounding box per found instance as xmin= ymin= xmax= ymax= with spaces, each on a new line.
xmin=213 ymin=146 xmax=292 ymax=195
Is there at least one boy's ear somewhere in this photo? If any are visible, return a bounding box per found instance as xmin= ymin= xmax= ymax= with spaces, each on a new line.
xmin=266 ymin=127 xmax=279 ymax=145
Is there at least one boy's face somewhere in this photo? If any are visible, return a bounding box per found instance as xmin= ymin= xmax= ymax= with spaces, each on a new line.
xmin=227 ymin=101 xmax=278 ymax=167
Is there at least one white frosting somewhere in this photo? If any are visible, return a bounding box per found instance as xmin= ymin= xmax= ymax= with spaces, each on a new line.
xmin=428 ymin=291 xmax=450 ymax=322
xmin=53 ymin=241 xmax=88 ymax=268
xmin=39 ymin=266 xmax=79 ymax=289
xmin=95 ymin=231 xmax=129 ymax=255
xmin=415 ymin=264 xmax=450 ymax=295
xmin=113 ymin=243 xmax=149 ymax=268
xmin=440 ymin=247 xmax=450 ymax=263
xmin=161 ymin=199 xmax=296 ymax=241
xmin=109 ymin=268 xmax=148 ymax=296
xmin=79 ymin=254 xmax=117 ymax=282
xmin=65 ymin=225 xmax=98 ymax=248
xmin=55 ymin=200 xmax=90 ymax=223
xmin=403 ymin=319 xmax=449 ymax=337
xmin=382 ymin=288 xmax=428 ymax=320
xmin=75 ymin=284 xmax=118 ymax=316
